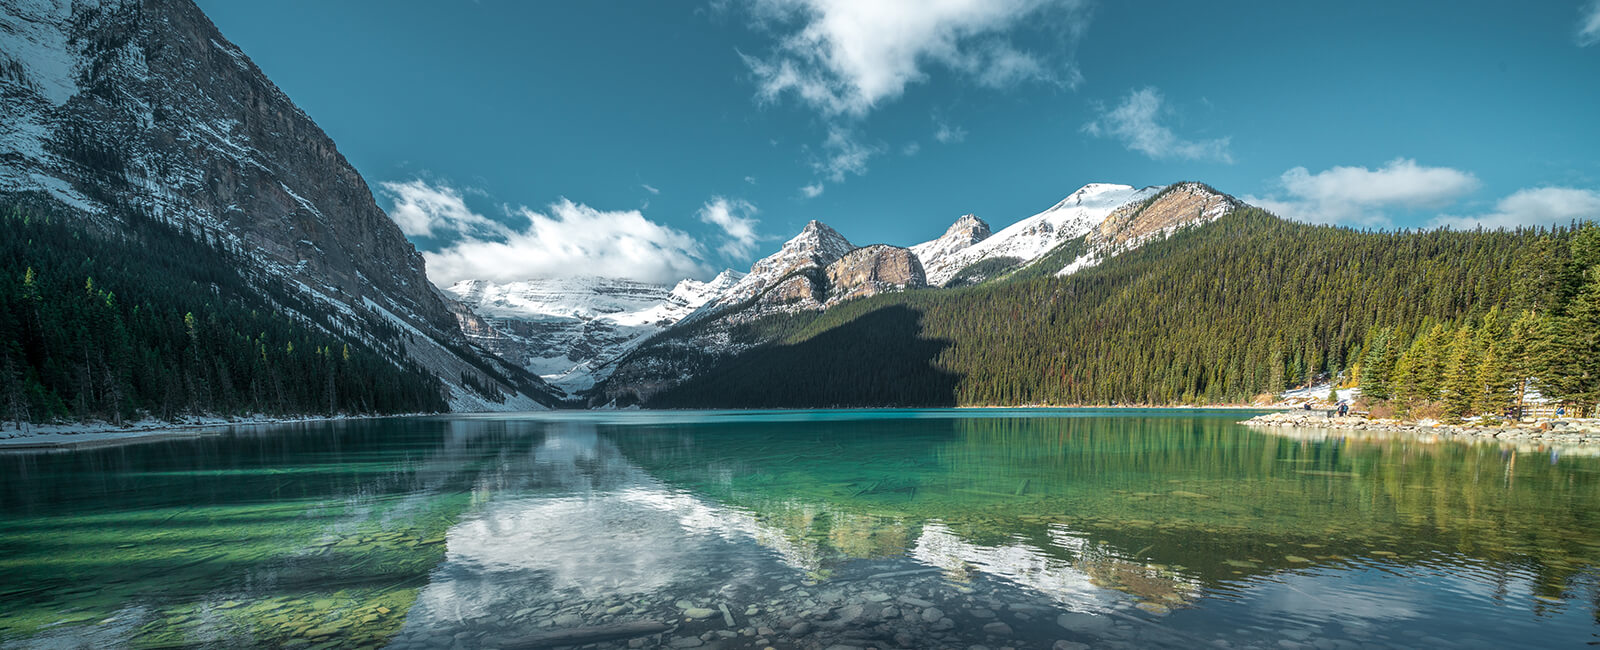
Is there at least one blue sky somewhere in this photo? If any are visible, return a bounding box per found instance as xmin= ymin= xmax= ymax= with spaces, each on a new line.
xmin=195 ymin=0 xmax=1600 ymax=285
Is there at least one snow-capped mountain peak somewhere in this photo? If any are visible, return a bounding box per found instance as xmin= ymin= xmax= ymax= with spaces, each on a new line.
xmin=916 ymin=183 xmax=1162 ymax=286
xmin=909 ymin=214 xmax=991 ymax=272
xmin=670 ymin=269 xmax=745 ymax=308
xmin=707 ymin=220 xmax=855 ymax=311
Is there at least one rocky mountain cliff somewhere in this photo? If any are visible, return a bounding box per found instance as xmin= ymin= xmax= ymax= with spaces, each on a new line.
xmin=825 ymin=245 xmax=926 ymax=305
xmin=0 ymin=0 xmax=557 ymax=409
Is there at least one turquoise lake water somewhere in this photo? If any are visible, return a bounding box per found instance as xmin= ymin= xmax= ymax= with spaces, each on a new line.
xmin=1 ymin=409 xmax=1597 ymax=648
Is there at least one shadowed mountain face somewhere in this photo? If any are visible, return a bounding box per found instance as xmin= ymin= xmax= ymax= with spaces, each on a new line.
xmin=0 ymin=0 xmax=555 ymax=408
xmin=648 ymin=305 xmax=961 ymax=408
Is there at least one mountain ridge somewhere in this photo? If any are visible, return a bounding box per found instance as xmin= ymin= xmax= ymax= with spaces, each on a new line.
xmin=588 ymin=181 xmax=1251 ymax=406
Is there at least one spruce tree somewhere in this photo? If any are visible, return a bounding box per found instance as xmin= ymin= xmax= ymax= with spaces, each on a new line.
xmin=1474 ymin=341 xmax=1513 ymax=419
xmin=1558 ymin=269 xmax=1600 ymax=414
xmin=1442 ymin=326 xmax=1479 ymax=420
xmin=1359 ymin=327 xmax=1395 ymax=400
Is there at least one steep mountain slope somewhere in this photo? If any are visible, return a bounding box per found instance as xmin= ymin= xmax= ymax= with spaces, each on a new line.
xmin=592 ymin=222 xmax=928 ymax=406
xmin=695 ymin=220 xmax=856 ymax=318
xmin=648 ymin=210 xmax=1588 ymax=408
xmin=0 ymin=0 xmax=557 ymax=410
xmin=1056 ymin=182 xmax=1242 ymax=276
xmin=444 ymin=272 xmax=741 ymax=393
xmin=915 ymin=183 xmax=1160 ymax=286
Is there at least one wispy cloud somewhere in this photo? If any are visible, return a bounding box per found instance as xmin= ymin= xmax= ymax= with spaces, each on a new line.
xmin=642 ymin=183 xmax=661 ymax=194
xmin=380 ymin=180 xmax=506 ymax=239
xmin=934 ymin=121 xmax=967 ymax=144
xmin=734 ymin=0 xmax=1090 ymax=188
xmin=1579 ymin=0 xmax=1600 ymax=46
xmin=1246 ymin=158 xmax=1480 ymax=225
xmin=902 ymin=141 xmax=922 ymax=156
xmin=739 ymin=0 xmax=1091 ymax=119
xmin=1433 ymin=187 xmax=1600 ymax=230
xmin=385 ymin=180 xmax=711 ymax=285
xmin=812 ymin=127 xmax=881 ymax=182
xmin=698 ymin=197 xmax=763 ymax=259
xmin=800 ymin=183 xmax=825 ymax=198
xmin=1082 ymin=87 xmax=1232 ymax=163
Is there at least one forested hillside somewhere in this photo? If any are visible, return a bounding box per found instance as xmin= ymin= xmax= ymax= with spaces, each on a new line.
xmin=0 ymin=198 xmax=448 ymax=426
xmin=649 ymin=209 xmax=1599 ymax=412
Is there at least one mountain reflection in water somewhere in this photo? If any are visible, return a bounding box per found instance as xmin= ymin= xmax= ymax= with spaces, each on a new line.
xmin=0 ymin=409 xmax=1596 ymax=649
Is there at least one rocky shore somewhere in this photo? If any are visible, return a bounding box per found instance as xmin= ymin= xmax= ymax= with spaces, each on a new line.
xmin=1241 ymin=411 xmax=1600 ymax=445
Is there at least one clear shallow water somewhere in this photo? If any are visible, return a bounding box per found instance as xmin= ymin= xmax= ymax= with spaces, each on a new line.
xmin=1 ymin=409 xmax=1598 ymax=649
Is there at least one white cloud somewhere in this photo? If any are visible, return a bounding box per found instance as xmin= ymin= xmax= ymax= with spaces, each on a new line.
xmin=800 ymin=183 xmax=825 ymax=198
xmin=813 ymin=127 xmax=881 ymax=181
xmin=744 ymin=175 xmax=758 ymax=184
xmin=1082 ymin=87 xmax=1232 ymax=163
xmin=934 ymin=121 xmax=967 ymax=144
xmin=740 ymin=0 xmax=1091 ymax=118
xmin=1245 ymin=158 xmax=1480 ymax=225
xmin=1433 ymin=187 xmax=1600 ymax=230
xmin=698 ymin=197 xmax=763 ymax=259
xmin=642 ymin=183 xmax=661 ymax=194
xmin=381 ymin=179 xmax=507 ymax=238
xmin=388 ymin=180 xmax=711 ymax=286
xmin=1579 ymin=0 xmax=1600 ymax=46
xmin=902 ymin=141 xmax=922 ymax=156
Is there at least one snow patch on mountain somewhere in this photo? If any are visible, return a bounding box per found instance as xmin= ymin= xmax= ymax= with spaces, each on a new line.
xmin=909 ymin=213 xmax=990 ymax=274
xmin=0 ymin=0 xmax=81 ymax=106
xmin=702 ymin=220 xmax=854 ymax=314
xmin=445 ymin=272 xmax=742 ymax=393
xmin=917 ymin=183 xmax=1161 ymax=286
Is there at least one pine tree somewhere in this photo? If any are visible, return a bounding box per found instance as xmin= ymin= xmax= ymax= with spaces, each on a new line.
xmin=1441 ymin=326 xmax=1479 ymax=420
xmin=1395 ymin=324 xmax=1448 ymax=404
xmin=1474 ymin=341 xmax=1513 ymax=419
xmin=1359 ymin=327 xmax=1396 ymax=400
xmin=1556 ymin=269 xmax=1600 ymax=414
xmin=1506 ymin=310 xmax=1543 ymax=415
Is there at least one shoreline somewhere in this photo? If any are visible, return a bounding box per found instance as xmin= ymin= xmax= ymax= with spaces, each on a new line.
xmin=1240 ymin=411 xmax=1600 ymax=446
xmin=0 ymin=413 xmax=429 ymax=451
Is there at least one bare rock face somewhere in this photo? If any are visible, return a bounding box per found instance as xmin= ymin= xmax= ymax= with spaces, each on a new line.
xmin=825 ymin=244 xmax=926 ymax=305
xmin=707 ymin=220 xmax=854 ymax=313
xmin=1090 ymin=182 xmax=1241 ymax=251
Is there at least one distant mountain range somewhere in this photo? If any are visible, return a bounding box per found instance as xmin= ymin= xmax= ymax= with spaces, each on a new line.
xmin=582 ymin=181 xmax=1244 ymax=406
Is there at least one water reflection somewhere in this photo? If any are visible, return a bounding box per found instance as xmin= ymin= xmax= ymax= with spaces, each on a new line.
xmin=0 ymin=409 xmax=1596 ymax=649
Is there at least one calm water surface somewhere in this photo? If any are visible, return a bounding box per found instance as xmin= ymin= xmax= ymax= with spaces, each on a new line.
xmin=1 ymin=409 xmax=1598 ymax=649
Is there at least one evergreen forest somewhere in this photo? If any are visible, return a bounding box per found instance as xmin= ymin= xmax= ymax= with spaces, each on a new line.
xmin=0 ymin=198 xmax=448 ymax=427
xmin=651 ymin=209 xmax=1600 ymax=416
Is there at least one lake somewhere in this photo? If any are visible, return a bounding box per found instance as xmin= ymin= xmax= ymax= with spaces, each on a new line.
xmin=1 ymin=409 xmax=1597 ymax=649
